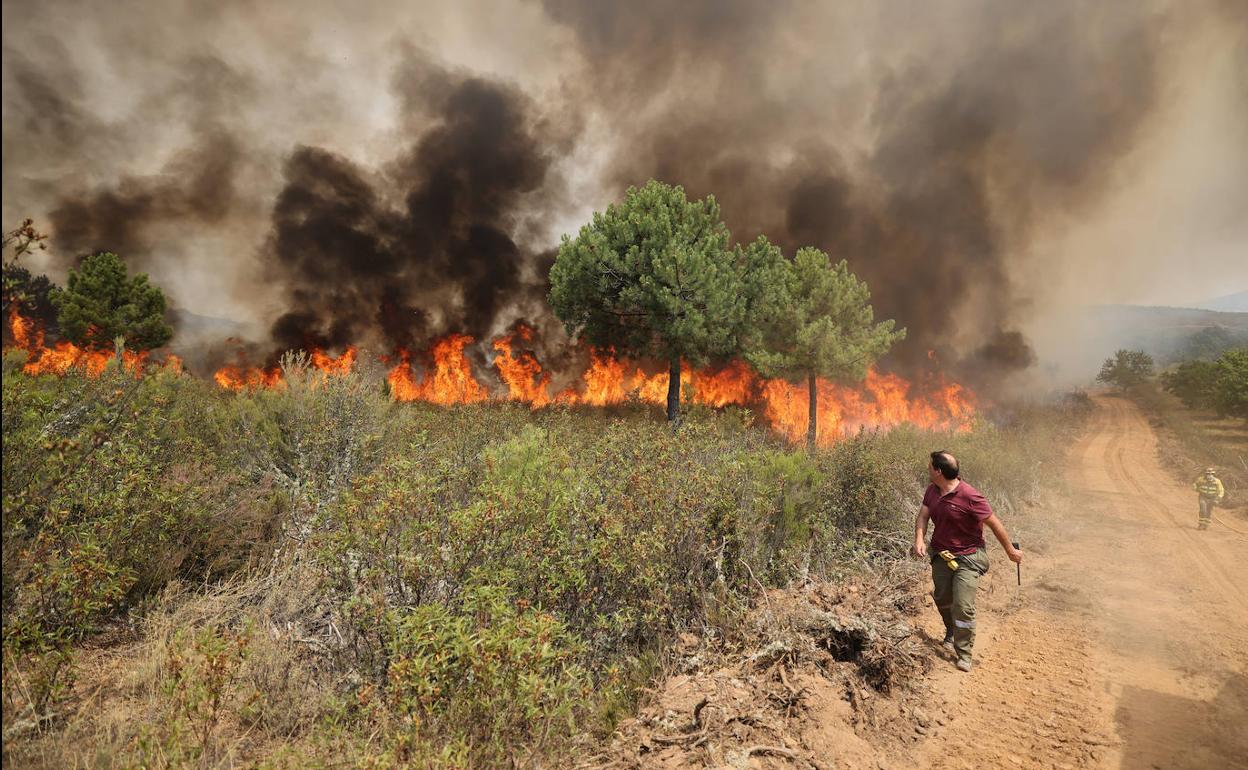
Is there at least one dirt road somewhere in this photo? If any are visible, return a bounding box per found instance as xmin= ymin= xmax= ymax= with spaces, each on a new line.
xmin=915 ymin=395 xmax=1248 ymax=770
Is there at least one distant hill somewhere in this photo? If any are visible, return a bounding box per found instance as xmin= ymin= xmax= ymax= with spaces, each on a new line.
xmin=1084 ymin=304 xmax=1248 ymax=363
xmin=1192 ymin=290 xmax=1248 ymax=314
xmin=1032 ymin=303 xmax=1248 ymax=388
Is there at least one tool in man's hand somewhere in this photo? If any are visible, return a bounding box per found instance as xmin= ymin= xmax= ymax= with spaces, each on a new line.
xmin=938 ymin=549 xmax=959 ymax=571
xmin=1012 ymin=541 xmax=1021 ymax=586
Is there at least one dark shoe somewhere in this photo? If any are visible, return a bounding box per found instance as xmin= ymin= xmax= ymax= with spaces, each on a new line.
xmin=942 ymin=632 xmax=955 ymax=650
xmin=956 ymin=658 xmax=973 ymax=672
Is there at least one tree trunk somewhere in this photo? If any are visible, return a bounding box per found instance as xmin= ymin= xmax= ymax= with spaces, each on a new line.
xmin=807 ymin=370 xmax=817 ymax=451
xmin=667 ymin=355 xmax=682 ymax=424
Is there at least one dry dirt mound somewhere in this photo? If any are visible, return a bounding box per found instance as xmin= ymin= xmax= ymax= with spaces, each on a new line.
xmin=582 ymin=569 xmax=949 ymax=770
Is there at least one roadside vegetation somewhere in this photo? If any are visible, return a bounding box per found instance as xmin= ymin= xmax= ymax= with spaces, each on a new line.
xmin=1133 ymin=381 xmax=1248 ymax=507
xmin=1100 ymin=346 xmax=1248 ymax=507
xmin=1 ymin=354 xmax=1092 ymax=768
xmin=1161 ymin=349 xmax=1248 ymax=420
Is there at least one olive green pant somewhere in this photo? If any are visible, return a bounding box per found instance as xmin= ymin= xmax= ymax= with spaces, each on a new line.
xmin=1198 ymin=496 xmax=1216 ymax=527
xmin=930 ymin=550 xmax=989 ymax=663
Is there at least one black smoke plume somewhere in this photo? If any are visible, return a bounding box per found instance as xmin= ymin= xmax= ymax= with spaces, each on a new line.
xmin=265 ymin=57 xmax=556 ymax=354
xmin=49 ymin=130 xmax=242 ymax=262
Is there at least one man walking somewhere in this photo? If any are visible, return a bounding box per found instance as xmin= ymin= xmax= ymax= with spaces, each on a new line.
xmin=1192 ymin=467 xmax=1225 ymax=531
xmin=912 ymin=451 xmax=1023 ymax=672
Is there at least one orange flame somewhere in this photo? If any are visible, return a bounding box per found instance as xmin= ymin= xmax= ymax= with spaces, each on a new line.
xmin=758 ymin=368 xmax=976 ymax=446
xmin=386 ymin=349 xmax=420 ymax=401
xmin=388 ymin=333 xmax=488 ymax=405
xmin=392 ymin=327 xmax=975 ymax=445
xmin=213 ymin=363 xmax=284 ymax=391
xmin=690 ymin=360 xmax=756 ymax=408
xmin=310 ymin=346 xmax=358 ymax=376
xmin=7 ymin=305 xmax=977 ymax=446
xmin=6 ymin=307 xmax=152 ymax=378
xmin=211 ymin=345 xmax=358 ymax=391
xmin=493 ymin=324 xmax=552 ymax=406
xmin=9 ymin=306 xmax=40 ymax=349
xmin=563 ymin=349 xmax=628 ymax=406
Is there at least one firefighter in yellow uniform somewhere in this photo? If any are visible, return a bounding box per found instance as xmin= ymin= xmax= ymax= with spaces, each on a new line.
xmin=1192 ymin=467 xmax=1224 ymax=531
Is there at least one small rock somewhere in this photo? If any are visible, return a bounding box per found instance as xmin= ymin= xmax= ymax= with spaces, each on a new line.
xmin=915 ymin=725 xmax=928 ymax=735
xmin=912 ymin=707 xmax=931 ymax=727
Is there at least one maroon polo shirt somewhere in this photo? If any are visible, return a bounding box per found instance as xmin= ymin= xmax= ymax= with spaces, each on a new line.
xmin=923 ymin=480 xmax=994 ymax=556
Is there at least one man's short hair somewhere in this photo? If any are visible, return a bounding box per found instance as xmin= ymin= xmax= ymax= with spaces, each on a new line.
xmin=930 ymin=451 xmax=959 ymax=480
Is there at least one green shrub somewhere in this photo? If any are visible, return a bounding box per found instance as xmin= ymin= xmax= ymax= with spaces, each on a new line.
xmin=376 ymin=585 xmax=590 ymax=767
xmin=2 ymin=364 xmax=283 ymax=727
xmin=1162 ymin=359 xmax=1220 ymax=410
xmin=1212 ymin=349 xmax=1248 ymax=419
xmin=1097 ymin=349 xmax=1154 ymax=390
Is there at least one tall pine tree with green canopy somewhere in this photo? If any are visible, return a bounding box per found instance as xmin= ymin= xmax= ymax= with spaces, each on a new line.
xmin=745 ymin=246 xmax=904 ymax=448
xmin=51 ymin=251 xmax=173 ymax=349
xmin=549 ymin=180 xmax=745 ymax=422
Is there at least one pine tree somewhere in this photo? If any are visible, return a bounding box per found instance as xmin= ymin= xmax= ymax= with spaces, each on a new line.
xmin=745 ymin=246 xmax=904 ymax=448
xmin=549 ymin=181 xmax=746 ymax=422
xmin=51 ymin=252 xmax=173 ymax=349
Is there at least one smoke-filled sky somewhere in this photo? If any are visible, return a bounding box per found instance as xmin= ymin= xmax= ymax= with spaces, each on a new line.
xmin=3 ymin=0 xmax=1246 ymax=382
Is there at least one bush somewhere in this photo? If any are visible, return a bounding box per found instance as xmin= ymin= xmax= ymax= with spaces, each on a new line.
xmin=375 ymin=585 xmax=590 ymax=767
xmin=1212 ymin=349 xmax=1248 ymax=419
xmin=1097 ymin=349 xmax=1154 ymax=390
xmin=1162 ymin=360 xmax=1219 ymax=410
xmin=1159 ymin=348 xmax=1247 ymax=419
xmin=1 ymin=364 xmax=281 ymax=729
xmin=137 ymin=624 xmax=253 ymax=767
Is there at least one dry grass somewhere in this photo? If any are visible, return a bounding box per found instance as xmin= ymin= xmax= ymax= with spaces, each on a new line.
xmin=1133 ymin=384 xmax=1248 ymax=506
xmin=3 ymin=571 xmax=339 ymax=770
